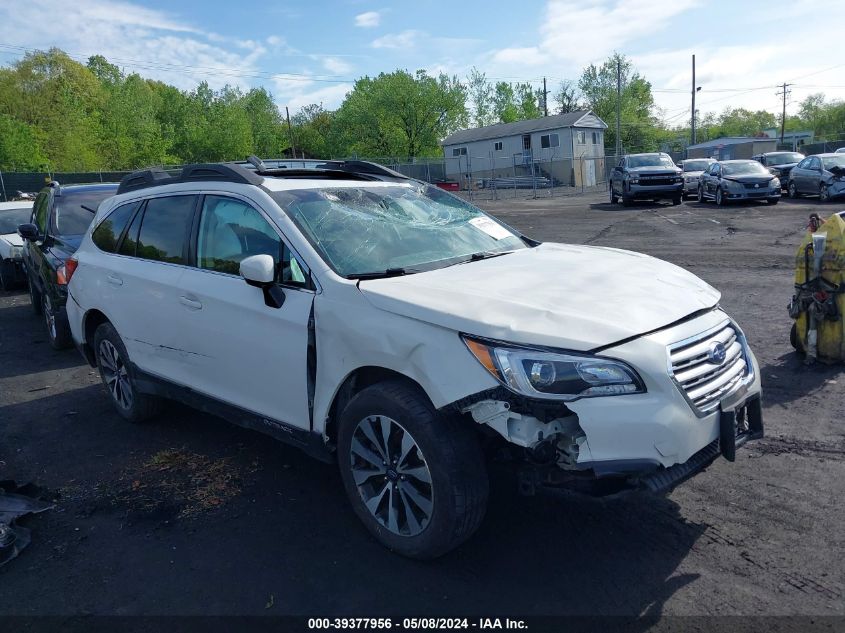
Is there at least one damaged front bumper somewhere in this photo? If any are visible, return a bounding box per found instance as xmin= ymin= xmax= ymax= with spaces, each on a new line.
xmin=457 ymin=311 xmax=764 ymax=497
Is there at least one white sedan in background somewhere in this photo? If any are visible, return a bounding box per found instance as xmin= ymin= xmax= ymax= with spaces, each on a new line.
xmin=680 ymin=158 xmax=716 ymax=197
xmin=0 ymin=200 xmax=33 ymax=290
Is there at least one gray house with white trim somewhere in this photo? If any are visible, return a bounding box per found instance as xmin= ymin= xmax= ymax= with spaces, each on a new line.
xmin=440 ymin=110 xmax=608 ymax=186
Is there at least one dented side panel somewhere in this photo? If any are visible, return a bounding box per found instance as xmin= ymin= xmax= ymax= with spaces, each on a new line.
xmin=312 ymin=282 xmax=499 ymax=437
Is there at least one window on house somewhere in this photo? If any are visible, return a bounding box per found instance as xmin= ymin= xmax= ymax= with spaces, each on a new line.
xmin=494 ymin=141 xmax=503 ymax=151
xmin=576 ymin=131 xmax=586 ymax=144
xmin=452 ymin=147 xmax=467 ymax=157
xmin=591 ymin=131 xmax=599 ymax=144
xmin=540 ymin=133 xmax=560 ymax=149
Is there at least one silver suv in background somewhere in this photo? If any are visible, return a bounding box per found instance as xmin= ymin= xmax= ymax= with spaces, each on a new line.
xmin=609 ymin=153 xmax=683 ymax=206
xmin=680 ymin=158 xmax=716 ymax=197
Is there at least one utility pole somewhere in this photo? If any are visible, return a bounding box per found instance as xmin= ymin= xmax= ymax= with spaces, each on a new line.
xmin=691 ymin=54 xmax=696 ymax=147
xmin=776 ymin=83 xmax=793 ymax=145
xmin=615 ymin=59 xmax=621 ymax=157
xmin=285 ymin=106 xmax=296 ymax=159
xmin=542 ymin=77 xmax=548 ymax=117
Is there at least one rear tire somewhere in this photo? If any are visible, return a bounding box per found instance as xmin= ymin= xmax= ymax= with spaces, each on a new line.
xmin=42 ymin=293 xmax=72 ymax=350
xmin=94 ymin=322 xmax=162 ymax=423
xmin=337 ymin=380 xmax=488 ymax=559
xmin=28 ymin=276 xmax=42 ymax=315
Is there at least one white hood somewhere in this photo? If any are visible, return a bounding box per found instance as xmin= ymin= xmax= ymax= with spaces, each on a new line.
xmin=0 ymin=232 xmax=23 ymax=248
xmin=358 ymin=243 xmax=720 ymax=351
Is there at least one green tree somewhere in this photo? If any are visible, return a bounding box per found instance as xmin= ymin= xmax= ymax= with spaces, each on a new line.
xmin=493 ymin=82 xmax=519 ymax=123
xmin=466 ymin=67 xmax=495 ymax=128
xmin=335 ymin=70 xmax=467 ymax=158
xmin=0 ymin=113 xmax=47 ymax=170
xmin=553 ymin=80 xmax=581 ymax=114
xmin=243 ymin=87 xmax=286 ymax=158
xmin=292 ymin=104 xmax=336 ymax=158
xmin=579 ymin=52 xmax=658 ymax=152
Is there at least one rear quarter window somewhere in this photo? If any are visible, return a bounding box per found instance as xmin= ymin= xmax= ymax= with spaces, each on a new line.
xmin=136 ymin=195 xmax=196 ymax=264
xmin=91 ymin=202 xmax=139 ymax=253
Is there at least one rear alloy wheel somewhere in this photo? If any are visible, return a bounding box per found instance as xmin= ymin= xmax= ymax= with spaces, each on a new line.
xmin=94 ymin=322 xmax=162 ymax=423
xmin=42 ymin=293 xmax=72 ymax=350
xmin=28 ymin=277 xmax=42 ymax=315
xmin=338 ymin=380 xmax=488 ymax=559
xmin=715 ymin=187 xmax=727 ymax=206
xmin=788 ymin=181 xmax=799 ymax=198
xmin=820 ymin=184 xmax=830 ymax=202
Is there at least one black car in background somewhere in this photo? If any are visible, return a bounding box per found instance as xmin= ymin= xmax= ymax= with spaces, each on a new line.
xmin=752 ymin=151 xmax=804 ymax=190
xmin=18 ymin=182 xmax=118 ymax=349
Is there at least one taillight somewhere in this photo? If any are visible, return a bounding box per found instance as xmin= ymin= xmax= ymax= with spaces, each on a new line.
xmin=57 ymin=258 xmax=79 ymax=285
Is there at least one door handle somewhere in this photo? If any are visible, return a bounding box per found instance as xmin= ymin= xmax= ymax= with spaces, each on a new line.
xmin=180 ymin=295 xmax=203 ymax=310
xmin=107 ymin=274 xmax=123 ymax=286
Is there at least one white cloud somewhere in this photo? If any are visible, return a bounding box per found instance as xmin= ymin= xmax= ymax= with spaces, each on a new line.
xmin=492 ymin=0 xmax=701 ymax=68
xmin=272 ymin=75 xmax=353 ymax=113
xmin=371 ymin=30 xmax=419 ymax=50
xmin=354 ymin=11 xmax=381 ymax=28
xmin=0 ymin=0 xmax=267 ymax=90
xmin=320 ymin=56 xmax=353 ymax=75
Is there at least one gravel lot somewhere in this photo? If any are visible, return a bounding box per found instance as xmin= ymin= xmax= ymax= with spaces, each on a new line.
xmin=1 ymin=191 xmax=843 ymax=620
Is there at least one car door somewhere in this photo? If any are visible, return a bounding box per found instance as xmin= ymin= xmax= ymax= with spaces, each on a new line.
xmin=706 ymin=164 xmax=720 ymax=196
xmin=174 ymin=193 xmax=314 ymax=429
xmin=807 ymin=157 xmax=823 ymax=194
xmin=100 ymin=194 xmax=199 ymax=381
xmin=24 ymin=191 xmax=50 ymax=292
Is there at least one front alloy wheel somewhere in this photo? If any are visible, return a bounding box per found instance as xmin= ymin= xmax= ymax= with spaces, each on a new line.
xmin=337 ymin=380 xmax=488 ymax=559
xmin=716 ymin=187 xmax=726 ymax=206
xmin=350 ymin=415 xmax=433 ymax=537
xmin=697 ymin=185 xmax=705 ymax=203
xmin=820 ymin=184 xmax=830 ymax=202
xmin=789 ymin=181 xmax=799 ymax=198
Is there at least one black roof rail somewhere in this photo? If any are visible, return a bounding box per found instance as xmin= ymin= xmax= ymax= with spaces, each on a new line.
xmin=235 ymin=157 xmax=409 ymax=181
xmin=117 ymin=163 xmax=264 ymax=195
xmin=316 ymin=160 xmax=409 ymax=180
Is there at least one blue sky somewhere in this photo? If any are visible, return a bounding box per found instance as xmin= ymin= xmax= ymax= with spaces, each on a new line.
xmin=1 ymin=0 xmax=843 ymax=126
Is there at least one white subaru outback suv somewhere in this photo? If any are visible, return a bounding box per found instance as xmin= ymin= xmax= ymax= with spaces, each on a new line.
xmin=66 ymin=159 xmax=763 ymax=558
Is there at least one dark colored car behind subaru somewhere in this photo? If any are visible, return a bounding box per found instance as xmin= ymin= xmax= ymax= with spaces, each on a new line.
xmin=18 ymin=182 xmax=118 ymax=349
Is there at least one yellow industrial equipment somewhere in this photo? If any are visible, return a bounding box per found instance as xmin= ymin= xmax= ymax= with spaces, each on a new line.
xmin=789 ymin=212 xmax=845 ymax=363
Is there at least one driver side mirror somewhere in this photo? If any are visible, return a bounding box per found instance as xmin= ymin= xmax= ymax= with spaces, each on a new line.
xmin=240 ymin=254 xmax=285 ymax=309
xmin=18 ymin=223 xmax=39 ymax=241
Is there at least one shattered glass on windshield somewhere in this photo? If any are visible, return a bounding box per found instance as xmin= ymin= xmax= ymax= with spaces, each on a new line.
xmin=271 ymin=184 xmax=526 ymax=277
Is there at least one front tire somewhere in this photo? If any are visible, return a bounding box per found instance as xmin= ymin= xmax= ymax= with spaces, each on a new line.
xmin=715 ymin=187 xmax=727 ymax=206
xmin=337 ymin=380 xmax=488 ymax=559
xmin=609 ymin=187 xmax=618 ymax=204
xmin=767 ymin=197 xmax=779 ymax=205
xmin=788 ymin=181 xmax=800 ymax=198
xmin=0 ymin=261 xmax=15 ymax=291
xmin=697 ymin=186 xmax=705 ymax=203
xmin=671 ymin=195 xmax=681 ymax=206
xmin=820 ymin=184 xmax=830 ymax=202
xmin=94 ymin=322 xmax=162 ymax=423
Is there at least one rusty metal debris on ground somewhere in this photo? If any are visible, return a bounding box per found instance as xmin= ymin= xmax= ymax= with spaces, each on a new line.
xmin=0 ymin=481 xmax=54 ymax=567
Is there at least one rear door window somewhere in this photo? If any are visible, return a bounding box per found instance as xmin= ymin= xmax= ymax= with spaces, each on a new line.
xmin=51 ymin=189 xmax=116 ymax=236
xmin=136 ymin=195 xmax=197 ymax=264
xmin=92 ymin=202 xmax=139 ymax=253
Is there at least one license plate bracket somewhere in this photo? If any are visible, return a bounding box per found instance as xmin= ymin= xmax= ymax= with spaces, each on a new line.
xmin=719 ymin=394 xmax=764 ymax=462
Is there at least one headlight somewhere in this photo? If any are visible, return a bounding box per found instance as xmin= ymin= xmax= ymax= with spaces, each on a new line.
xmin=630 ymin=178 xmax=639 ymax=184
xmin=463 ymin=336 xmax=646 ymax=401
xmin=685 ymin=176 xmax=696 ymax=183
xmin=675 ymin=176 xmax=683 ymax=183
xmin=771 ymin=177 xmax=780 ymax=188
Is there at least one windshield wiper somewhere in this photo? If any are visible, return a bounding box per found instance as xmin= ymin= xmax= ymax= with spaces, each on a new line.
xmin=346 ymin=267 xmax=415 ymax=280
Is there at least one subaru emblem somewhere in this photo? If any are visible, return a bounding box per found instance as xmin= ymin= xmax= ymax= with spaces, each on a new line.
xmin=707 ymin=342 xmax=727 ymax=365
xmin=754 ymin=183 xmax=760 ymax=188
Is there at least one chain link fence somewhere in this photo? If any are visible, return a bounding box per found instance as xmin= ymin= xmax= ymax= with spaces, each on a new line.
xmin=0 ymin=155 xmax=617 ymax=202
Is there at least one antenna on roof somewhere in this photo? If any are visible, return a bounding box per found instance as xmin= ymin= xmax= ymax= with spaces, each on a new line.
xmin=246 ymin=155 xmax=267 ymax=171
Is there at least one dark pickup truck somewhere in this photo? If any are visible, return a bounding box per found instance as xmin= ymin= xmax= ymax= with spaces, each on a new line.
xmin=609 ymin=153 xmax=683 ymax=206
